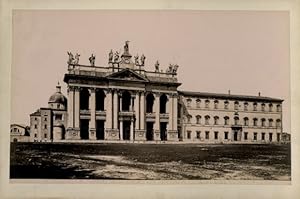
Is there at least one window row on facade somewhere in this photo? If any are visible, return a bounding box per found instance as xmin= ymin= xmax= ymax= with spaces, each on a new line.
xmin=186 ymin=130 xmax=281 ymax=142
xmin=185 ymin=115 xmax=281 ymax=127
xmin=185 ymin=98 xmax=281 ymax=112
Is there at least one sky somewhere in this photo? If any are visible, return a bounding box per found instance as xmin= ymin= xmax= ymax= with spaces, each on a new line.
xmin=11 ymin=10 xmax=290 ymax=132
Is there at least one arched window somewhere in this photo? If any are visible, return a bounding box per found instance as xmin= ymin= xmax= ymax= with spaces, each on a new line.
xmin=80 ymin=88 xmax=90 ymax=110
xmin=146 ymin=93 xmax=155 ymax=113
xmin=205 ymin=100 xmax=210 ymax=109
xmin=224 ymin=101 xmax=229 ymax=109
xmin=261 ymin=103 xmax=265 ymax=111
xmin=160 ymin=94 xmax=168 ymax=113
xmin=261 ymin=118 xmax=266 ymax=127
xmin=276 ymin=104 xmax=281 ymax=112
xmin=244 ymin=117 xmax=249 ymax=126
xmin=253 ymin=102 xmax=258 ymax=111
xmin=253 ymin=118 xmax=258 ymax=126
xmin=276 ymin=119 xmax=281 ymax=128
xmin=234 ymin=101 xmax=239 ymax=110
xmin=186 ymin=98 xmax=192 ymax=108
xmin=269 ymin=119 xmax=273 ymax=127
xmin=269 ymin=103 xmax=273 ymax=112
xmin=214 ymin=100 xmax=219 ymax=109
xmin=196 ymin=115 xmax=201 ymax=124
xmin=234 ymin=116 xmax=239 ymax=125
xmin=205 ymin=115 xmax=210 ymax=125
xmin=196 ymin=99 xmax=201 ymax=108
xmin=214 ymin=116 xmax=219 ymax=125
xmin=224 ymin=116 xmax=229 ymax=125
xmin=244 ymin=102 xmax=248 ymax=111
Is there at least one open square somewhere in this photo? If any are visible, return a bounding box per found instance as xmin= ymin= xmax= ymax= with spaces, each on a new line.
xmin=10 ymin=143 xmax=291 ymax=180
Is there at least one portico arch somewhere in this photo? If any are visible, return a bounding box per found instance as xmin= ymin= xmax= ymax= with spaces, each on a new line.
xmin=96 ymin=89 xmax=106 ymax=111
xmin=122 ymin=91 xmax=131 ymax=111
xmin=160 ymin=94 xmax=168 ymax=114
xmin=146 ymin=93 xmax=155 ymax=113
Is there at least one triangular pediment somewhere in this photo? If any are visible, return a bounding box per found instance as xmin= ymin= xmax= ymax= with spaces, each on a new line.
xmin=106 ymin=69 xmax=148 ymax=82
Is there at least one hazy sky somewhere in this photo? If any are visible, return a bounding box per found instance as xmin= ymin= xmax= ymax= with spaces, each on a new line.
xmin=11 ymin=10 xmax=290 ymax=132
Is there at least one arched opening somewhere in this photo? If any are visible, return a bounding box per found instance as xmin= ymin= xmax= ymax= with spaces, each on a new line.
xmin=234 ymin=116 xmax=239 ymax=125
xmin=96 ymin=89 xmax=105 ymax=111
xmin=80 ymin=88 xmax=90 ymax=110
xmin=13 ymin=138 xmax=18 ymax=142
xmin=146 ymin=93 xmax=155 ymax=113
xmin=122 ymin=91 xmax=131 ymax=111
xmin=244 ymin=117 xmax=249 ymax=126
xmin=160 ymin=94 xmax=168 ymax=113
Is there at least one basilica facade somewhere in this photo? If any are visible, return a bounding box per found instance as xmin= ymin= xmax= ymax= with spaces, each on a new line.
xmin=28 ymin=42 xmax=284 ymax=143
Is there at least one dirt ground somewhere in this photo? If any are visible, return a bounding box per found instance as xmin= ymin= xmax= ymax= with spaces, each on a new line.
xmin=10 ymin=143 xmax=291 ymax=180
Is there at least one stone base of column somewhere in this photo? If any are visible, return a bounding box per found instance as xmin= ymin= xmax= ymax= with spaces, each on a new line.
xmin=65 ymin=128 xmax=81 ymax=140
xmin=167 ymin=130 xmax=179 ymax=141
xmin=89 ymin=128 xmax=97 ymax=140
xmin=134 ymin=130 xmax=146 ymax=141
xmin=105 ymin=129 xmax=120 ymax=140
xmin=154 ymin=130 xmax=161 ymax=141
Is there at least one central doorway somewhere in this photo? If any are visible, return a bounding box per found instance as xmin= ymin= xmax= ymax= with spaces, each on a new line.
xmin=146 ymin=122 xmax=154 ymax=141
xmin=123 ymin=121 xmax=131 ymax=140
xmin=234 ymin=131 xmax=238 ymax=141
xmin=96 ymin=120 xmax=105 ymax=140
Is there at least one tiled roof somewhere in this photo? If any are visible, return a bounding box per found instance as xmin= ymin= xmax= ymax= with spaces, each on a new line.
xmin=178 ymin=90 xmax=283 ymax=102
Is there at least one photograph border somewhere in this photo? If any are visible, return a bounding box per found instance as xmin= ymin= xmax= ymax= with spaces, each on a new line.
xmin=1 ymin=0 xmax=299 ymax=198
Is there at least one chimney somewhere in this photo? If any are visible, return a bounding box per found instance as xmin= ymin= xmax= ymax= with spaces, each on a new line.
xmin=228 ymin=90 xmax=231 ymax=95
xmin=56 ymin=82 xmax=61 ymax=93
xmin=258 ymin=92 xmax=261 ymax=96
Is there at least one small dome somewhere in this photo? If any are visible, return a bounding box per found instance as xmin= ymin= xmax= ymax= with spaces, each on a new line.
xmin=48 ymin=83 xmax=67 ymax=105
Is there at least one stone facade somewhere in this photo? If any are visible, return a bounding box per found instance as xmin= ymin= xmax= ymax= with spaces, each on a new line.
xmin=178 ymin=92 xmax=283 ymax=143
xmin=27 ymin=42 xmax=284 ymax=143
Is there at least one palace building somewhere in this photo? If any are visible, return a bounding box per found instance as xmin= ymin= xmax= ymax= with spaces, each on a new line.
xmin=27 ymin=42 xmax=284 ymax=143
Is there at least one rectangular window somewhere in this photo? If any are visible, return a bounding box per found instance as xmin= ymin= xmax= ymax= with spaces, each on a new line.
xmin=277 ymin=133 xmax=280 ymax=142
xmin=34 ymin=124 xmax=37 ymax=129
xmin=34 ymin=133 xmax=37 ymax=138
xmin=55 ymin=114 xmax=62 ymax=120
xmin=214 ymin=131 xmax=218 ymax=139
xmin=205 ymin=131 xmax=210 ymax=139
xmin=196 ymin=131 xmax=201 ymax=139
xmin=261 ymin=132 xmax=265 ymax=140
xmin=35 ymin=117 xmax=37 ymax=121
xmin=244 ymin=132 xmax=248 ymax=140
xmin=44 ymin=133 xmax=47 ymax=138
xmin=254 ymin=132 xmax=257 ymax=141
xmin=44 ymin=117 xmax=47 ymax=121
xmin=269 ymin=133 xmax=273 ymax=142
xmin=44 ymin=124 xmax=47 ymax=129
xmin=224 ymin=132 xmax=228 ymax=139
xmin=187 ymin=131 xmax=191 ymax=139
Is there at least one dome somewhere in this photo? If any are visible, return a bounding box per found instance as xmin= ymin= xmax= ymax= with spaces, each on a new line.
xmin=48 ymin=83 xmax=67 ymax=105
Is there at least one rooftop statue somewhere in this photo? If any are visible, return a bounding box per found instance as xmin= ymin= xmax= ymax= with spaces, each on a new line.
xmin=108 ymin=49 xmax=113 ymax=63
xmin=140 ymin=54 xmax=146 ymax=66
xmin=172 ymin=64 xmax=179 ymax=74
xmin=134 ymin=54 xmax=139 ymax=65
xmin=166 ymin=64 xmax=173 ymax=73
xmin=89 ymin=54 xmax=96 ymax=66
xmin=155 ymin=60 xmax=160 ymax=72
xmin=114 ymin=51 xmax=120 ymax=62
xmin=74 ymin=53 xmax=80 ymax=65
xmin=124 ymin=41 xmax=130 ymax=53
xmin=67 ymin=52 xmax=74 ymax=65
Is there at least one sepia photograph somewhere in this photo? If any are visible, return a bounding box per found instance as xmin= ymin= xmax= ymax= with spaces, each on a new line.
xmin=8 ymin=10 xmax=292 ymax=181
